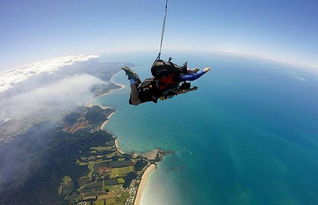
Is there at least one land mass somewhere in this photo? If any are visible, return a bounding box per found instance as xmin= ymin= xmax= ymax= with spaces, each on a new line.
xmin=0 ymin=90 xmax=171 ymax=205
xmin=0 ymin=63 xmax=171 ymax=205
xmin=58 ymin=105 xmax=171 ymax=205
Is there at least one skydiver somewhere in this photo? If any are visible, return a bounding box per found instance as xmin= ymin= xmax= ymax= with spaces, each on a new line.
xmin=122 ymin=61 xmax=211 ymax=105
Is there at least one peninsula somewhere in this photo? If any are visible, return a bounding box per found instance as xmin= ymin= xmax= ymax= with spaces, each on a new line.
xmin=58 ymin=105 xmax=171 ymax=205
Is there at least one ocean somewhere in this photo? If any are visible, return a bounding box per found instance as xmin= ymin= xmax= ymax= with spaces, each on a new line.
xmin=93 ymin=52 xmax=318 ymax=205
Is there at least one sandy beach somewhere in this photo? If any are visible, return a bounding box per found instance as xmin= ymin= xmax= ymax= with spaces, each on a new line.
xmin=101 ymin=70 xmax=126 ymax=96
xmin=115 ymin=139 xmax=125 ymax=154
xmin=100 ymin=112 xmax=115 ymax=130
xmin=97 ymin=105 xmax=110 ymax=109
xmin=104 ymin=70 xmax=126 ymax=96
xmin=110 ymin=71 xmax=126 ymax=90
xmin=89 ymin=70 xmax=126 ymax=129
xmin=87 ymin=70 xmax=125 ymax=108
xmin=134 ymin=164 xmax=156 ymax=205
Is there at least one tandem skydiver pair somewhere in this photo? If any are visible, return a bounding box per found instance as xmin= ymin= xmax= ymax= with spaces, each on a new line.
xmin=122 ymin=57 xmax=211 ymax=105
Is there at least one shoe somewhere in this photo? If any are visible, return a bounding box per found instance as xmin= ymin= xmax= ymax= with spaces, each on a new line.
xmin=122 ymin=67 xmax=141 ymax=82
xmin=203 ymin=67 xmax=212 ymax=72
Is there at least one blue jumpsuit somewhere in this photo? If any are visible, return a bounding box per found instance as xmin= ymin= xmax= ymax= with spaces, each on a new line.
xmin=179 ymin=71 xmax=207 ymax=81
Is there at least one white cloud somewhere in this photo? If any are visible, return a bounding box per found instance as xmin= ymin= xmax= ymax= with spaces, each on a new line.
xmin=0 ymin=55 xmax=99 ymax=93
xmin=0 ymin=74 xmax=105 ymax=122
xmin=0 ymin=54 xmax=123 ymax=139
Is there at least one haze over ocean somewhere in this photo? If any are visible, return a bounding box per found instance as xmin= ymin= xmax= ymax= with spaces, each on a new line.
xmin=94 ymin=52 xmax=318 ymax=205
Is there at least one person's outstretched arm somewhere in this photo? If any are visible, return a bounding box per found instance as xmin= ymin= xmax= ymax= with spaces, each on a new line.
xmin=179 ymin=67 xmax=211 ymax=81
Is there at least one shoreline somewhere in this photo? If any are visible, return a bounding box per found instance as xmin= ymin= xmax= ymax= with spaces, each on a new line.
xmin=110 ymin=71 xmax=126 ymax=90
xmin=96 ymin=71 xmax=127 ymax=155
xmin=100 ymin=112 xmax=114 ymax=129
xmin=115 ymin=138 xmax=125 ymax=155
xmin=87 ymin=70 xmax=125 ymax=107
xmin=134 ymin=164 xmax=156 ymax=205
xmin=101 ymin=70 xmax=126 ymax=97
xmin=92 ymin=70 xmax=158 ymax=205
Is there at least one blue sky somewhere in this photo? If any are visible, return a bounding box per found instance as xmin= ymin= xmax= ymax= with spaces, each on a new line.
xmin=1 ymin=0 xmax=317 ymax=70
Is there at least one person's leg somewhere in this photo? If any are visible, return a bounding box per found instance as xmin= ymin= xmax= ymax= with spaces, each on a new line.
xmin=179 ymin=67 xmax=211 ymax=81
xmin=122 ymin=67 xmax=142 ymax=105
xmin=129 ymin=79 xmax=141 ymax=105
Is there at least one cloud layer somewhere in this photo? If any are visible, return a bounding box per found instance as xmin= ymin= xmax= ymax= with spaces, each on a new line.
xmin=0 ymin=55 xmax=99 ymax=93
xmin=0 ymin=54 xmax=122 ymax=140
xmin=0 ymin=74 xmax=105 ymax=122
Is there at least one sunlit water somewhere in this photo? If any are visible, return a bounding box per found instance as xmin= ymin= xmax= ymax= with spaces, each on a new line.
xmin=93 ymin=52 xmax=318 ymax=205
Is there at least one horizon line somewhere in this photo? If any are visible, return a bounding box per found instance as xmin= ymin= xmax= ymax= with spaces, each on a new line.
xmin=1 ymin=49 xmax=317 ymax=73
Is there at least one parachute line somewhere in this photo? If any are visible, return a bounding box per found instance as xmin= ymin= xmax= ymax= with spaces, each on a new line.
xmin=157 ymin=0 xmax=169 ymax=60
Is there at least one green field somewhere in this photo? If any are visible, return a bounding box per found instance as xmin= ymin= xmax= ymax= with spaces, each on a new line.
xmin=104 ymin=192 xmax=130 ymax=205
xmin=110 ymin=166 xmax=134 ymax=178
xmin=117 ymin=178 xmax=125 ymax=184
xmin=106 ymin=198 xmax=116 ymax=205
xmin=104 ymin=185 xmax=121 ymax=192
xmin=94 ymin=200 xmax=105 ymax=205
xmin=90 ymin=146 xmax=114 ymax=152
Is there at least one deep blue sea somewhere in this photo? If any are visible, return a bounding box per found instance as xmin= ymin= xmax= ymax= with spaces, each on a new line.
xmin=94 ymin=52 xmax=318 ymax=205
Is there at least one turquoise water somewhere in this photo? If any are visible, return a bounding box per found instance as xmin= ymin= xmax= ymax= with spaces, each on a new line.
xmin=94 ymin=53 xmax=318 ymax=205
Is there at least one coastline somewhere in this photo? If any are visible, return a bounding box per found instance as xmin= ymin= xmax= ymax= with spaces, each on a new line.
xmin=96 ymin=71 xmax=127 ymax=154
xmin=134 ymin=164 xmax=156 ymax=205
xmin=91 ymin=70 xmax=126 ymax=155
xmin=89 ymin=70 xmax=123 ymax=131
xmin=115 ymin=138 xmax=125 ymax=154
xmin=87 ymin=70 xmax=126 ymax=107
xmin=110 ymin=71 xmax=126 ymax=90
xmin=92 ymin=70 xmax=159 ymax=205
xmin=101 ymin=70 xmax=126 ymax=96
xmin=100 ymin=112 xmax=114 ymax=129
